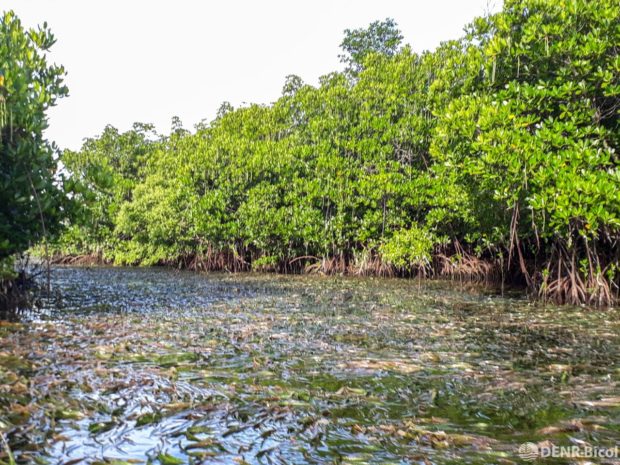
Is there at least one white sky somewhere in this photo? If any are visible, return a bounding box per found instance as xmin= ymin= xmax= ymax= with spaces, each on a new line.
xmin=3 ymin=0 xmax=501 ymax=150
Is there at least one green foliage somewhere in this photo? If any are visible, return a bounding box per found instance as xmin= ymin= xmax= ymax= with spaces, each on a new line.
xmin=339 ymin=18 xmax=403 ymax=75
xmin=433 ymin=0 xmax=620 ymax=243
xmin=59 ymin=123 xmax=159 ymax=259
xmin=0 ymin=256 xmax=16 ymax=280
xmin=431 ymin=0 xmax=619 ymax=301
xmin=380 ymin=226 xmax=434 ymax=268
xmin=0 ymin=11 xmax=69 ymax=260
xmin=56 ymin=0 xmax=620 ymax=303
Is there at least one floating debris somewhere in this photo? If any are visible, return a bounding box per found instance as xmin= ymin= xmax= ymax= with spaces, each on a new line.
xmin=0 ymin=267 xmax=618 ymax=464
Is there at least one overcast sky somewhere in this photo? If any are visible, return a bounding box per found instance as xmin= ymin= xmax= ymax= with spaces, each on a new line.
xmin=3 ymin=0 xmax=501 ymax=150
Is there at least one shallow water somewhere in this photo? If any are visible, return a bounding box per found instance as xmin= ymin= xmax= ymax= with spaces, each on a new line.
xmin=0 ymin=267 xmax=619 ymax=464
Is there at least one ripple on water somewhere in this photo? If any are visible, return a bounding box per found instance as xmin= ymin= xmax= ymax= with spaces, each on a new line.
xmin=0 ymin=266 xmax=619 ymax=464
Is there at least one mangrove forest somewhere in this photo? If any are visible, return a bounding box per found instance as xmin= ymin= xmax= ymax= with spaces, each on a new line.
xmin=0 ymin=0 xmax=619 ymax=464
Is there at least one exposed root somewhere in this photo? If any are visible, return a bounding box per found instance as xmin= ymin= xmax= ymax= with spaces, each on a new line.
xmin=434 ymin=240 xmax=501 ymax=284
xmin=537 ymin=239 xmax=617 ymax=307
xmin=305 ymin=256 xmax=348 ymax=275
xmin=180 ymin=246 xmax=249 ymax=273
xmin=435 ymin=253 xmax=500 ymax=283
xmin=0 ymin=269 xmax=38 ymax=314
xmin=300 ymin=253 xmax=396 ymax=276
xmin=50 ymin=252 xmax=109 ymax=266
xmin=350 ymin=250 xmax=396 ymax=277
xmin=47 ymin=236 xmax=619 ymax=307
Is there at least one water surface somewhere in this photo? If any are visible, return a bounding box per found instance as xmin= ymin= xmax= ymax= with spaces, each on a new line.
xmin=0 ymin=267 xmax=619 ymax=464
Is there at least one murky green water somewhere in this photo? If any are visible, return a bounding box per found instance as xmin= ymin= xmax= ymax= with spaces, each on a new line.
xmin=0 ymin=267 xmax=619 ymax=465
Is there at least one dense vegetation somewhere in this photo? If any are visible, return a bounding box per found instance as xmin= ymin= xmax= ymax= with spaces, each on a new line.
xmin=2 ymin=0 xmax=618 ymax=306
xmin=53 ymin=0 xmax=620 ymax=305
xmin=0 ymin=11 xmax=68 ymax=289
